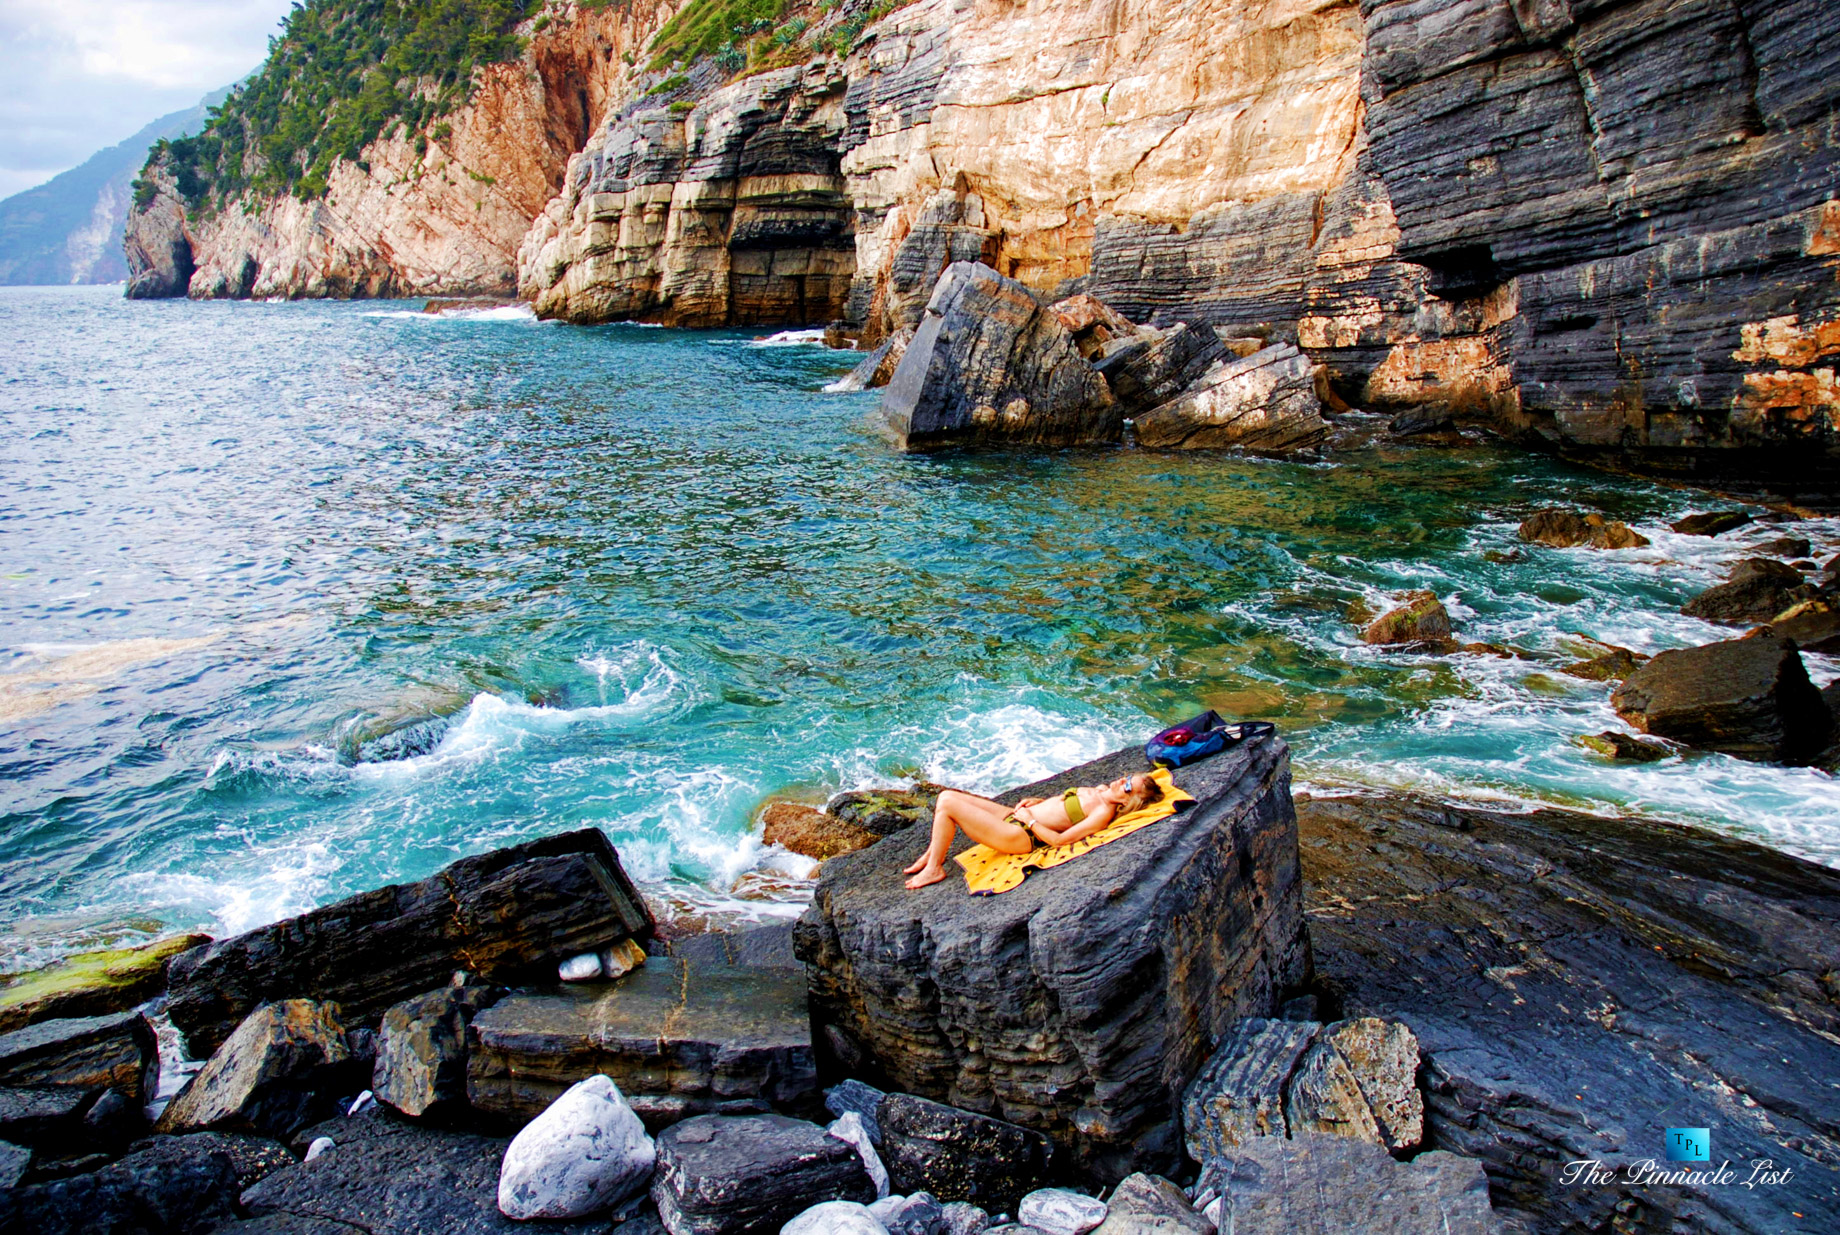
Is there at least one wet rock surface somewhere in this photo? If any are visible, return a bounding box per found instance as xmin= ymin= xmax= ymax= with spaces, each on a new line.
xmin=467 ymin=954 xmax=817 ymax=1128
xmin=797 ymin=735 xmax=1308 ymax=1180
xmin=0 ymin=933 xmax=208 ymax=1034
xmin=649 ymin=1112 xmax=875 ymax=1235
xmin=1681 ymin=558 xmax=1808 ymax=623
xmin=761 ymin=802 xmax=883 ymax=862
xmin=1517 ymin=508 xmax=1650 ymax=550
xmin=1360 ymin=591 xmax=1452 ymax=647
xmin=877 ymin=1093 xmax=1054 ymax=1214
xmin=1611 ymin=634 xmax=1833 ymax=763
xmin=0 ymin=1009 xmax=158 ymax=1103
xmin=825 ymin=787 xmax=943 ymax=838
xmin=166 ymin=829 xmax=652 ymax=1057
xmin=881 ymin=262 xmax=1119 ymax=451
xmin=1297 ymin=789 xmax=1840 ymax=1232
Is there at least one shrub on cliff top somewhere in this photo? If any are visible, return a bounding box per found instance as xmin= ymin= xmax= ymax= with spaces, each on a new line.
xmin=146 ymin=0 xmax=532 ymax=208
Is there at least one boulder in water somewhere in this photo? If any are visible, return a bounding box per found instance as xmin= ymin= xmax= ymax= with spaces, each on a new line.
xmin=798 ymin=736 xmax=1308 ymax=1180
xmin=1752 ymin=599 xmax=1840 ymax=654
xmin=762 ymin=802 xmax=883 ymax=861
xmin=165 ymin=828 xmax=652 ymax=1057
xmin=497 ymin=1075 xmax=655 ymax=1220
xmin=1611 ymin=635 xmax=1833 ymax=763
xmin=1091 ymin=322 xmax=1227 ymax=414
xmin=1670 ymin=510 xmax=1752 ymax=536
xmin=1360 ymin=591 xmax=1453 ymax=647
xmin=1573 ymin=731 xmax=1672 ymax=762
xmin=1681 ymin=558 xmax=1807 ymax=624
xmin=825 ymin=786 xmax=945 ymax=837
xmin=881 ymin=262 xmax=1119 ymax=451
xmin=1518 ymin=508 xmax=1650 ymax=549
xmin=1132 ymin=344 xmax=1328 ymax=453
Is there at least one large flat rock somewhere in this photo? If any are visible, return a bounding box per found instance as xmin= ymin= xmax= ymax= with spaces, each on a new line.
xmin=795 ymin=735 xmax=1308 ymax=1180
xmin=1297 ymin=789 xmax=1840 ymax=1233
xmin=166 ymin=829 xmax=653 ymax=1057
xmin=468 ymin=956 xmax=818 ymax=1127
xmin=0 ymin=1009 xmax=158 ymax=1103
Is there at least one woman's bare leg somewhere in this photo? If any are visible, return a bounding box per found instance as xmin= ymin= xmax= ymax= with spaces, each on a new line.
xmin=905 ymin=790 xmax=1031 ymax=889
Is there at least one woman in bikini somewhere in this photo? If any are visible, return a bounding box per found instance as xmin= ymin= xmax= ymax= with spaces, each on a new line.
xmin=901 ymin=773 xmax=1163 ymax=890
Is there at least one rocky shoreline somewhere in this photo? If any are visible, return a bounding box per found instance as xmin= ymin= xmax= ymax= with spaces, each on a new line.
xmin=0 ymin=695 xmax=1835 ymax=1232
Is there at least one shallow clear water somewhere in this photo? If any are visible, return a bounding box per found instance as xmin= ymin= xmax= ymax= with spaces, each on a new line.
xmin=2 ymin=285 xmax=1835 ymax=970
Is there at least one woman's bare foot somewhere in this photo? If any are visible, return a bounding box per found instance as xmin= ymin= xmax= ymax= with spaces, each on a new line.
xmin=904 ymin=864 xmax=947 ymax=890
xmin=902 ymin=853 xmax=930 ymax=875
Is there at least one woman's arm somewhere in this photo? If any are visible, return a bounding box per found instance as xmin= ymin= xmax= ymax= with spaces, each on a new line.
xmin=1032 ymin=801 xmax=1119 ymax=847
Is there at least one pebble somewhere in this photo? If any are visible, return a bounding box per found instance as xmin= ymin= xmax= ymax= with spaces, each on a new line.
xmin=782 ymin=1199 xmax=890 ymax=1234
xmin=304 ymin=1136 xmax=334 ymax=1162
xmin=1017 ymin=1188 xmax=1108 ymax=1235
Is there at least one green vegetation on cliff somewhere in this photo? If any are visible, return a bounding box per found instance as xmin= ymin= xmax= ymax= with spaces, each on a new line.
xmin=144 ymin=0 xmax=532 ymax=207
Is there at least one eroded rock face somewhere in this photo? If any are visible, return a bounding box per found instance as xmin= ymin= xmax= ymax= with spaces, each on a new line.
xmin=1296 ymin=789 xmax=1840 ymax=1232
xmin=796 ymin=736 xmax=1309 ymax=1180
xmin=881 ymin=262 xmax=1119 ymax=450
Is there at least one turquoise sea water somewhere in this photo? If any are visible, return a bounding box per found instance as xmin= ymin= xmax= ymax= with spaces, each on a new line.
xmin=2 ymin=285 xmax=1835 ymax=971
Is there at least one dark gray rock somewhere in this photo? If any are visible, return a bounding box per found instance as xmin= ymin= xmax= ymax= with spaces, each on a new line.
xmin=797 ymin=736 xmax=1308 ymax=1181
xmin=372 ymin=983 xmax=501 ymax=1117
xmin=0 ymin=1084 xmax=88 ymax=1149
xmin=1200 ymin=1133 xmax=1493 ymax=1234
xmin=1671 ymin=510 xmax=1755 ymax=537
xmin=467 ymin=955 xmax=817 ymax=1129
xmin=1092 ymin=324 xmax=1227 ymax=416
xmin=0 ymin=1010 xmax=158 ymax=1103
xmin=1681 ymin=558 xmax=1806 ymax=624
xmin=156 ymin=1000 xmax=358 ymax=1140
xmin=0 ymin=1138 xmax=27 ymax=1189
xmin=1297 ymin=789 xmax=1840 ymax=1232
xmin=1573 ymin=731 xmax=1673 ymax=762
xmin=1758 ymin=536 xmax=1813 ymax=558
xmin=1611 ymin=634 xmax=1833 ymax=763
xmin=239 ymin=1103 xmax=620 ymax=1234
xmin=825 ymin=1078 xmax=888 ymax=1145
xmin=880 ymin=262 xmax=1120 ymax=451
xmin=825 ymin=786 xmax=943 ymax=838
xmin=1133 ymin=344 xmax=1327 ymax=453
xmin=0 ymin=1131 xmax=287 ymax=1234
xmin=883 ymin=1190 xmax=947 ymax=1235
xmin=940 ymin=1201 xmax=993 ymax=1235
xmin=1754 ymin=601 xmax=1840 ymax=653
xmin=649 ymin=1113 xmax=875 ymax=1235
xmin=1182 ymin=1019 xmax=1316 ymax=1158
xmin=166 ymin=828 xmax=652 ymax=1057
xmin=82 ymin=1087 xmax=147 ymax=1149
xmin=663 ymin=922 xmax=800 ymax=971
xmin=877 ymin=1094 xmax=1054 ymax=1215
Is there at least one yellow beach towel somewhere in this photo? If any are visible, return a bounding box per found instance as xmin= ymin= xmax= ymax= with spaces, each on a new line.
xmin=954 ymin=768 xmax=1194 ymax=895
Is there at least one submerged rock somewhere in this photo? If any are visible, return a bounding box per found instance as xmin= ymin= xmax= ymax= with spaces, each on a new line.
xmin=497 ymin=1074 xmax=655 ymax=1220
xmin=155 ymin=999 xmax=356 ymax=1139
xmin=1200 ymin=1133 xmax=1494 ymax=1234
xmin=877 ymin=1093 xmax=1054 ymax=1214
xmin=373 ymin=983 xmax=502 ymax=1118
xmin=467 ymin=954 xmax=817 ymax=1127
xmin=0 ymin=933 xmax=209 ymax=1035
xmin=881 ymin=262 xmax=1119 ymax=451
xmin=165 ymin=828 xmax=652 ymax=1057
xmin=650 ymin=1113 xmax=876 ymax=1235
xmin=1132 ymin=344 xmax=1328 ymax=453
xmin=1611 ymin=635 xmax=1833 ymax=763
xmin=1560 ymin=645 xmax=1648 ymax=681
xmin=798 ymin=736 xmax=1307 ymax=1179
xmin=1573 ymin=731 xmax=1672 ymax=762
xmin=0 ymin=1010 xmax=158 ymax=1103
xmin=762 ymin=802 xmax=883 ymax=861
xmin=1518 ymin=508 xmax=1650 ymax=549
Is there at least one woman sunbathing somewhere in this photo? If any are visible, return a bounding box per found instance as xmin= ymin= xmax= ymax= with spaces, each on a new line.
xmin=902 ymin=773 xmax=1163 ymax=890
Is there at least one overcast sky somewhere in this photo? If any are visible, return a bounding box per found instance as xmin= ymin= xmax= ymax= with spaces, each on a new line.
xmin=0 ymin=0 xmax=295 ymax=200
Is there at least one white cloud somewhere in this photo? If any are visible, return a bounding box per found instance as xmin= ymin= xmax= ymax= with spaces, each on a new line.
xmin=0 ymin=0 xmax=295 ymax=197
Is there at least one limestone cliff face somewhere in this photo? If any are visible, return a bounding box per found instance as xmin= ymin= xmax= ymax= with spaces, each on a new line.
xmin=126 ymin=2 xmax=676 ymax=300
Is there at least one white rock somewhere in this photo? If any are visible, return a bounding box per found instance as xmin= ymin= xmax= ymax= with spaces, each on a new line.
xmin=558 ymin=951 xmax=603 ymax=982
xmin=497 ymin=1074 xmax=655 ymax=1219
xmin=1201 ymin=1197 xmax=1223 ymax=1228
xmin=347 ymin=1089 xmax=374 ymax=1116
xmin=304 ymin=1136 xmax=334 ymax=1162
xmin=1017 ymin=1188 xmax=1108 ymax=1235
xmin=868 ymin=1195 xmax=907 ymax=1223
xmin=782 ymin=1200 xmax=890 ymax=1235
xmin=829 ymin=1111 xmax=890 ymax=1199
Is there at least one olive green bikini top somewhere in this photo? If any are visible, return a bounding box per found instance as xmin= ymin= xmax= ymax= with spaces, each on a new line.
xmin=1061 ymin=787 xmax=1086 ymax=825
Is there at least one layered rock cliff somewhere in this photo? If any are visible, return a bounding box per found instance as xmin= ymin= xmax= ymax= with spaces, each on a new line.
xmin=125 ymin=0 xmax=1840 ymax=479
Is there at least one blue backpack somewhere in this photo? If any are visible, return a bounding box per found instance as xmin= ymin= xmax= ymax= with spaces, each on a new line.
xmin=1146 ymin=711 xmax=1274 ymax=768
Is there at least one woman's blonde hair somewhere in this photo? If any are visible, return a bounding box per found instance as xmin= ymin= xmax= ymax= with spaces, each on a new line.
xmin=1119 ymin=775 xmax=1163 ymax=815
